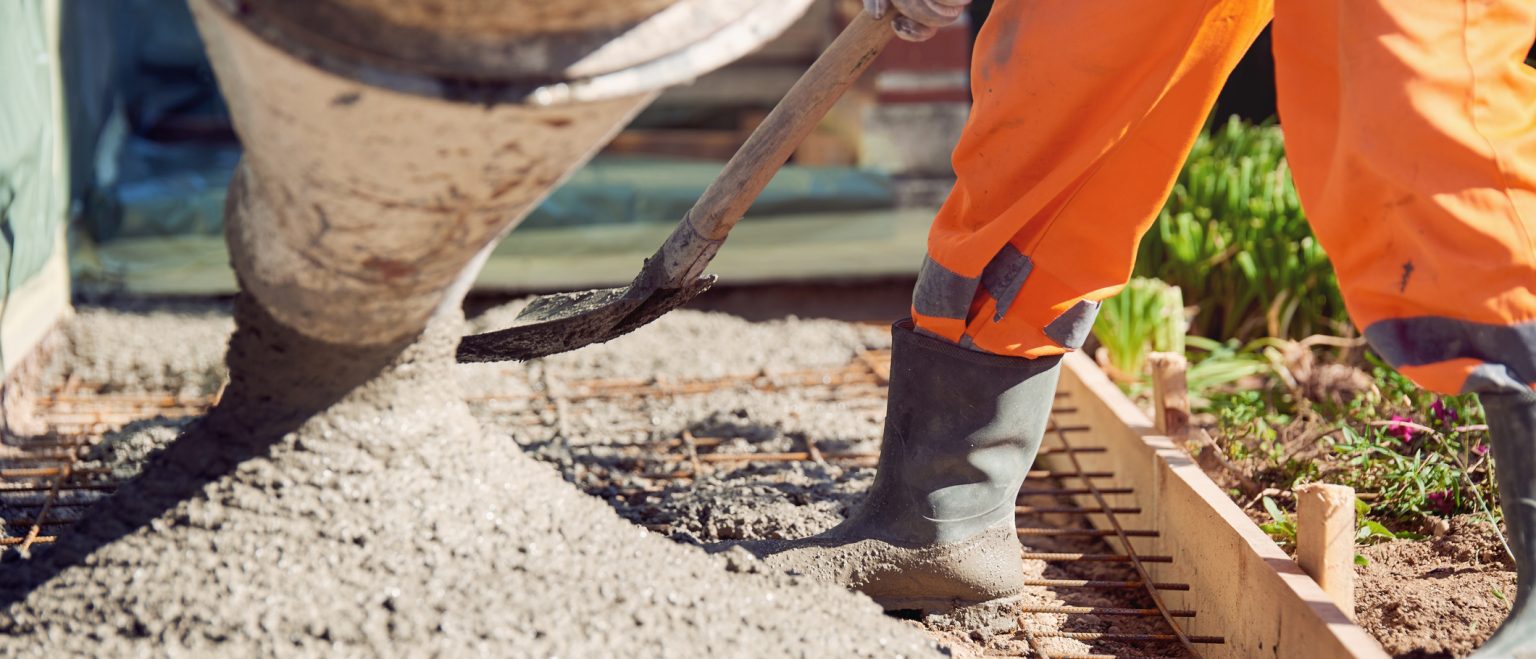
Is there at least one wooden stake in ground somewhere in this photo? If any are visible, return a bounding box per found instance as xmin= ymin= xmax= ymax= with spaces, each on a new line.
xmin=1296 ymin=483 xmax=1357 ymax=619
xmin=1147 ymin=352 xmax=1190 ymax=442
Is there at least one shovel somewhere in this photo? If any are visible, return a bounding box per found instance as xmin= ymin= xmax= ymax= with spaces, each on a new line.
xmin=457 ymin=10 xmax=897 ymax=362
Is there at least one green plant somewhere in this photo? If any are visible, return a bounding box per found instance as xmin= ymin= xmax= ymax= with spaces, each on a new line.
xmin=1316 ymin=353 xmax=1496 ymax=521
xmin=1209 ymin=387 xmax=1293 ymax=465
xmin=1091 ymin=277 xmax=1185 ymax=382
xmin=1204 ymin=342 xmax=1498 ymax=538
xmin=1356 ymin=499 xmax=1409 ymax=543
xmin=1116 ymin=119 xmax=1504 ymax=550
xmin=1185 ymin=335 xmax=1274 ymax=405
xmin=1260 ymin=495 xmax=1296 ymax=549
xmin=1259 ymin=495 xmax=1406 ymax=558
xmin=1329 ymin=422 xmax=1491 ymax=522
xmin=1135 ymin=117 xmax=1348 ymax=341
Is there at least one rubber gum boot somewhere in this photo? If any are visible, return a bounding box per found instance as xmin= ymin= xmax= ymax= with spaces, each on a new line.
xmin=720 ymin=319 xmax=1062 ymax=612
xmin=1473 ymin=385 xmax=1536 ymax=658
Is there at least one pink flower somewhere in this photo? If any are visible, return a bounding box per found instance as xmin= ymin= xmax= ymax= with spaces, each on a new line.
xmin=1431 ymin=400 xmax=1458 ymax=425
xmin=1425 ymin=490 xmax=1454 ymax=515
xmin=1472 ymin=443 xmax=1489 ymax=457
xmin=1386 ymin=415 xmax=1416 ymax=442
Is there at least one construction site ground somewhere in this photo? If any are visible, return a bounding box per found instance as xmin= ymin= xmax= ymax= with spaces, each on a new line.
xmin=0 ymin=283 xmax=1508 ymax=657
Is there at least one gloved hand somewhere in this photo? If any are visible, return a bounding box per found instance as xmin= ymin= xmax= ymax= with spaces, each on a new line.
xmin=865 ymin=0 xmax=970 ymax=42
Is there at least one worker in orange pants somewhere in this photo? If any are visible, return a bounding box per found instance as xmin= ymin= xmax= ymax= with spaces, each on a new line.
xmin=734 ymin=0 xmax=1536 ymax=653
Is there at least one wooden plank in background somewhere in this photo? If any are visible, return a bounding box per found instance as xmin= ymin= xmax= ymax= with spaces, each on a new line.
xmin=605 ymin=129 xmax=748 ymax=161
xmin=3 ymin=231 xmax=70 ymax=380
xmin=86 ymin=208 xmax=934 ymax=295
xmin=475 ymin=208 xmax=932 ymax=290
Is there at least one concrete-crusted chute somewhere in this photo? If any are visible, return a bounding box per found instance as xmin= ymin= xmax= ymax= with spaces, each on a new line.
xmin=191 ymin=0 xmax=815 ymax=346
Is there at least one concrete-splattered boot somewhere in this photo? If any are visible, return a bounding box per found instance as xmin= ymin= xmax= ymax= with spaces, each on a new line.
xmin=1473 ymin=385 xmax=1536 ymax=658
xmin=722 ymin=318 xmax=1061 ymax=613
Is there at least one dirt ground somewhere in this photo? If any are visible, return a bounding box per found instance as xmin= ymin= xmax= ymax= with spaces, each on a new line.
xmin=1355 ymin=517 xmax=1516 ymax=658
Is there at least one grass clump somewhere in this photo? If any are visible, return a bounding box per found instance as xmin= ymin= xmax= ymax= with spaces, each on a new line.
xmin=1092 ymin=278 xmax=1185 ymax=383
xmin=1133 ymin=117 xmax=1347 ymax=342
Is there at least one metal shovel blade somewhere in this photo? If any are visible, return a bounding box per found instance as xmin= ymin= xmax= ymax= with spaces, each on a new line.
xmin=455 ymin=274 xmax=715 ymax=362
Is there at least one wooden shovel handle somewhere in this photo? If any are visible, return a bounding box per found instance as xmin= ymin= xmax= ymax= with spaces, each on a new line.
xmin=645 ymin=10 xmax=896 ymax=286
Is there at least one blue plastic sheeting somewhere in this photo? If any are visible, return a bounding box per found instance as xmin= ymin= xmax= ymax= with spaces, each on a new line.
xmin=74 ymin=0 xmax=231 ymax=244
xmin=95 ymin=138 xmax=238 ymax=241
xmin=95 ymin=153 xmax=896 ymax=241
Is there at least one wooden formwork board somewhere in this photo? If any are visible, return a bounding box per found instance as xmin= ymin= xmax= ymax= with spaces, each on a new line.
xmin=3 ymin=233 xmax=70 ymax=380
xmin=1043 ymin=353 xmax=1388 ymax=659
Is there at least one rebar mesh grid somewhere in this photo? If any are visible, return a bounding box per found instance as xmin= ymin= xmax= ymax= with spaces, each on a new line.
xmin=5 ymin=349 xmax=1222 ymax=658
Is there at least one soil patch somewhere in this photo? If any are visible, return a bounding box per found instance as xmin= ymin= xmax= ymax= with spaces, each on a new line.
xmin=1355 ymin=517 xmax=1515 ymax=658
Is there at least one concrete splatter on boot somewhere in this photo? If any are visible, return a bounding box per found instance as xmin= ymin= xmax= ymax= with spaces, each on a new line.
xmin=1473 ymin=383 xmax=1536 ymax=658
xmin=716 ymin=319 xmax=1061 ymax=615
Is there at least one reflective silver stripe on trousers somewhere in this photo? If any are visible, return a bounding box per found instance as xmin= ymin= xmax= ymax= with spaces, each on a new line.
xmin=914 ymin=246 xmax=1035 ymax=322
xmin=1365 ymin=317 xmax=1536 ymax=394
xmin=980 ymin=244 xmax=1033 ymax=321
xmin=912 ymin=256 xmax=979 ymax=321
xmin=1043 ymin=300 xmax=1102 ymax=350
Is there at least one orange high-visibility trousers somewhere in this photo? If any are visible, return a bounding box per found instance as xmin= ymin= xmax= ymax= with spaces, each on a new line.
xmin=912 ymin=0 xmax=1536 ymax=395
